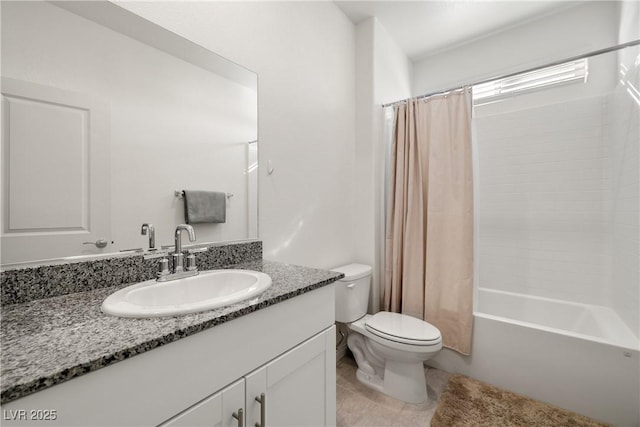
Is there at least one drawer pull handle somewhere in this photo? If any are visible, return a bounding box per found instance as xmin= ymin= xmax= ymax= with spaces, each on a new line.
xmin=232 ymin=408 xmax=243 ymax=427
xmin=255 ymin=393 xmax=266 ymax=427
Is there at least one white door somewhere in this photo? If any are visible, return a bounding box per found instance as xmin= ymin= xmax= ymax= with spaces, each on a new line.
xmin=160 ymin=378 xmax=245 ymax=427
xmin=1 ymin=78 xmax=110 ymax=264
xmin=245 ymin=327 xmax=336 ymax=427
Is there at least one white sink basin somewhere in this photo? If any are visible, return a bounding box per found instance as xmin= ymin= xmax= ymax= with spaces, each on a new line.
xmin=101 ymin=269 xmax=272 ymax=318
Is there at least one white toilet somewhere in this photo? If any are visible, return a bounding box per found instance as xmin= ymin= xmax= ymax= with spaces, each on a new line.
xmin=333 ymin=263 xmax=442 ymax=404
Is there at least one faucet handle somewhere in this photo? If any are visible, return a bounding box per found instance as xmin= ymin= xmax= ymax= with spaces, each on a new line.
xmin=157 ymin=257 xmax=170 ymax=278
xmin=185 ymin=253 xmax=197 ymax=272
xmin=141 ymin=223 xmax=156 ymax=250
xmin=172 ymin=252 xmax=184 ymax=273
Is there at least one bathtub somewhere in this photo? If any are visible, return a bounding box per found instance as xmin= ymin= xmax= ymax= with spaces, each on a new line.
xmin=427 ymin=288 xmax=640 ymax=426
xmin=477 ymin=288 xmax=639 ymax=350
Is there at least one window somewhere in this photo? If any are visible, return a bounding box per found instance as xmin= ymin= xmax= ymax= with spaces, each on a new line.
xmin=474 ymin=59 xmax=588 ymax=104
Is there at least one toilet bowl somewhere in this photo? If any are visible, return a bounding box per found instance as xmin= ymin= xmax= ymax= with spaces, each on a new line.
xmin=333 ymin=263 xmax=442 ymax=404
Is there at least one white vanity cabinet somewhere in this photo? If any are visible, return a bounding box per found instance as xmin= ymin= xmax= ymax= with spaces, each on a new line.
xmin=245 ymin=329 xmax=334 ymax=427
xmin=161 ymin=328 xmax=335 ymax=427
xmin=1 ymin=285 xmax=336 ymax=427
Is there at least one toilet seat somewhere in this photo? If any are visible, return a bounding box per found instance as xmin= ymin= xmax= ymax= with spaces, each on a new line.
xmin=365 ymin=312 xmax=441 ymax=347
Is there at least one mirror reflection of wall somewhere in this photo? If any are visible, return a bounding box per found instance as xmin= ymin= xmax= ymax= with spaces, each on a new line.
xmin=1 ymin=1 xmax=258 ymax=265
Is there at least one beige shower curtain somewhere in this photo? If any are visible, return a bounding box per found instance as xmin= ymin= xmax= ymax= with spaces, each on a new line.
xmin=383 ymin=88 xmax=474 ymax=355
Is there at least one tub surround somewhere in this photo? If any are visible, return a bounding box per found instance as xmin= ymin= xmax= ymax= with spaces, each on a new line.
xmin=1 ymin=240 xmax=263 ymax=306
xmin=0 ymin=244 xmax=343 ymax=404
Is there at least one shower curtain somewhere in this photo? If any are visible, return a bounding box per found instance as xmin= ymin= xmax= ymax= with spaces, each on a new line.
xmin=383 ymin=88 xmax=474 ymax=355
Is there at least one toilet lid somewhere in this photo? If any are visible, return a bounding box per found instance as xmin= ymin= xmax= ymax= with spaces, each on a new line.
xmin=365 ymin=312 xmax=441 ymax=346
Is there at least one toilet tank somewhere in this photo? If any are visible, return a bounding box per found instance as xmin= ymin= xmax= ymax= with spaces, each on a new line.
xmin=332 ymin=263 xmax=372 ymax=323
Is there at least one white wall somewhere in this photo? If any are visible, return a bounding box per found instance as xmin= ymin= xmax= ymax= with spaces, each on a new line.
xmin=2 ymin=1 xmax=256 ymax=258
xmin=117 ymin=2 xmax=357 ymax=269
xmin=372 ymin=21 xmax=412 ymax=106
xmin=354 ymin=17 xmax=411 ymax=311
xmin=354 ymin=18 xmax=376 ymax=310
xmin=412 ymin=2 xmax=620 ymax=96
xmin=618 ymin=1 xmax=640 ymax=43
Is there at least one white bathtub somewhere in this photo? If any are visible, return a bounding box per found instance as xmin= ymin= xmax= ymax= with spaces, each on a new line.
xmin=428 ymin=288 xmax=640 ymax=426
xmin=477 ymin=288 xmax=639 ymax=350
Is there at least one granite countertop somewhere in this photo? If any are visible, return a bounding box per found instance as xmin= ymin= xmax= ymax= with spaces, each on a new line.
xmin=0 ymin=260 xmax=343 ymax=404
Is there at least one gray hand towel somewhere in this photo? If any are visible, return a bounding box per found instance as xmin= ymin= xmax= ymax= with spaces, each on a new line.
xmin=183 ymin=190 xmax=226 ymax=224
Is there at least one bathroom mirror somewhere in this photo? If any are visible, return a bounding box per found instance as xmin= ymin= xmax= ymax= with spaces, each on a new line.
xmin=1 ymin=1 xmax=258 ymax=265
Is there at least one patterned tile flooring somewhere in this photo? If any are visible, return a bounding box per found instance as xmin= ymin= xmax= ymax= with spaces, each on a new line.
xmin=336 ymin=356 xmax=451 ymax=427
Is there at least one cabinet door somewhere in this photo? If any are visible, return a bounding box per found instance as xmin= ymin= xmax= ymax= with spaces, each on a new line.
xmin=245 ymin=326 xmax=336 ymax=427
xmin=160 ymin=378 xmax=245 ymax=427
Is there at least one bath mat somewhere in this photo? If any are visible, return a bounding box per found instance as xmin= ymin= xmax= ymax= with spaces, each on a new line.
xmin=431 ymin=374 xmax=609 ymax=427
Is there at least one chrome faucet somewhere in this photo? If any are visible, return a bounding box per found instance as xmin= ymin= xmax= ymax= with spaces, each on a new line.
xmin=141 ymin=223 xmax=156 ymax=251
xmin=173 ymin=224 xmax=196 ymax=272
xmin=156 ymin=224 xmax=200 ymax=282
xmin=173 ymin=224 xmax=198 ymax=277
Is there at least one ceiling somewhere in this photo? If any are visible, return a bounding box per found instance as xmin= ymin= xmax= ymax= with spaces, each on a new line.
xmin=334 ymin=1 xmax=582 ymax=60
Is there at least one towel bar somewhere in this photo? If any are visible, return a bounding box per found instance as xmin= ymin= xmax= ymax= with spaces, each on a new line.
xmin=175 ymin=190 xmax=233 ymax=199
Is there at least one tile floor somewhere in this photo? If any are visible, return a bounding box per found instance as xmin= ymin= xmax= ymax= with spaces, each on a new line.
xmin=336 ymin=355 xmax=451 ymax=427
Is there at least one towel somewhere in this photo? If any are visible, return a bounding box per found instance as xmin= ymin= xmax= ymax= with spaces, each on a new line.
xmin=183 ymin=190 xmax=226 ymax=224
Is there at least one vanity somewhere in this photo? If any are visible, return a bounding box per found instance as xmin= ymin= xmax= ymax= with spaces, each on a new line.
xmin=0 ymin=243 xmax=343 ymax=426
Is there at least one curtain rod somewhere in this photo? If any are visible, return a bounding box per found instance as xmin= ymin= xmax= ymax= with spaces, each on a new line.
xmin=382 ymin=39 xmax=640 ymax=108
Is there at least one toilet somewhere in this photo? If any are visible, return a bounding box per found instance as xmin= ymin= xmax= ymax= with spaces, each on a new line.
xmin=333 ymin=263 xmax=442 ymax=404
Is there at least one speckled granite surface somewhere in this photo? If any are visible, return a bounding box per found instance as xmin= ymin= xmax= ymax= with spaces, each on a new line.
xmin=0 ymin=259 xmax=343 ymax=404
xmin=1 ymin=241 xmax=262 ymax=306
